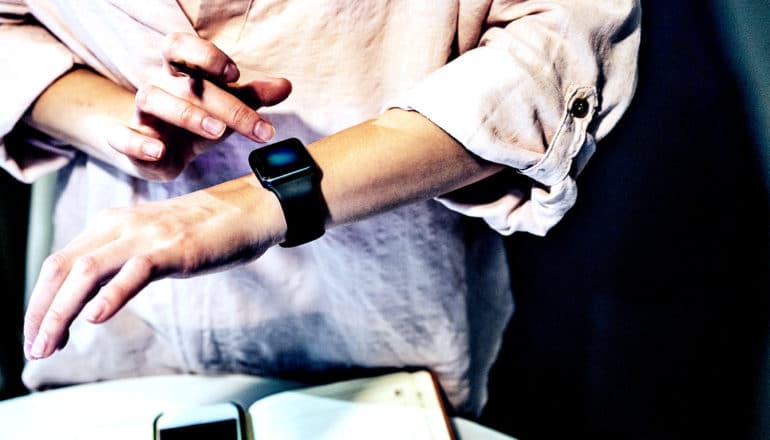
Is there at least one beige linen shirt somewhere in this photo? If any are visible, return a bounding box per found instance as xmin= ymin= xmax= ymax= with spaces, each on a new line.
xmin=0 ymin=0 xmax=640 ymax=414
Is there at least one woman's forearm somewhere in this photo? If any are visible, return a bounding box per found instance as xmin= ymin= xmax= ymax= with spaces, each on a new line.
xmin=311 ymin=108 xmax=503 ymax=226
xmin=223 ymin=108 xmax=504 ymax=243
xmin=24 ymin=67 xmax=137 ymax=169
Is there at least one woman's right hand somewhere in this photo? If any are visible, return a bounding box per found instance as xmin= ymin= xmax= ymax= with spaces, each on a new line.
xmin=109 ymin=32 xmax=292 ymax=181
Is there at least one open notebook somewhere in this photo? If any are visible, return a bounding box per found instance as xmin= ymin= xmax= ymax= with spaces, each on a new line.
xmin=244 ymin=370 xmax=455 ymax=439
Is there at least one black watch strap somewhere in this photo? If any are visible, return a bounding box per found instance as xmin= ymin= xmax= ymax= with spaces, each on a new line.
xmin=249 ymin=138 xmax=328 ymax=248
xmin=270 ymin=174 xmax=327 ymax=247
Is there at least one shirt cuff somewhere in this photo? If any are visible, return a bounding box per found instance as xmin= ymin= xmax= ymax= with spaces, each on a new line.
xmin=390 ymin=46 xmax=599 ymax=236
xmin=0 ymin=23 xmax=77 ymax=182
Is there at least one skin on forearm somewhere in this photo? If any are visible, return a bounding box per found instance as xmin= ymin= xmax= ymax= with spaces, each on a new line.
xmin=220 ymin=108 xmax=504 ymax=240
xmin=312 ymin=108 xmax=503 ymax=226
xmin=23 ymin=67 xmax=139 ymax=172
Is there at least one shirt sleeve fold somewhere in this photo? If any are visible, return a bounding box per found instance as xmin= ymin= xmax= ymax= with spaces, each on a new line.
xmin=0 ymin=3 xmax=78 ymax=183
xmin=393 ymin=0 xmax=641 ymax=236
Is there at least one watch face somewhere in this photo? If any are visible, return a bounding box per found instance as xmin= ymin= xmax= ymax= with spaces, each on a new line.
xmin=249 ymin=138 xmax=316 ymax=184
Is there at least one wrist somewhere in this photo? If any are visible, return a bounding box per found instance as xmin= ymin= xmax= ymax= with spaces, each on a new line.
xmin=246 ymin=175 xmax=289 ymax=248
xmin=25 ymin=68 xmax=134 ymax=144
xmin=198 ymin=174 xmax=288 ymax=250
xmin=24 ymin=67 xmax=141 ymax=172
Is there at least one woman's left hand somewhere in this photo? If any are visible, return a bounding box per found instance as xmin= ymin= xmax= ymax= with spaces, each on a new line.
xmin=23 ymin=176 xmax=285 ymax=360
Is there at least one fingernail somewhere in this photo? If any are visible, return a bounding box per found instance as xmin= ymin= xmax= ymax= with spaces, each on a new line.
xmin=223 ymin=62 xmax=238 ymax=82
xmin=253 ymin=121 xmax=275 ymax=142
xmin=30 ymin=331 xmax=48 ymax=359
xmin=84 ymin=298 xmax=105 ymax=323
xmin=142 ymin=141 xmax=163 ymax=160
xmin=202 ymin=116 xmax=226 ymax=137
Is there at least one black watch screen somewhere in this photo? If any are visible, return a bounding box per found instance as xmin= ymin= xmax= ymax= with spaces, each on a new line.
xmin=249 ymin=138 xmax=316 ymax=186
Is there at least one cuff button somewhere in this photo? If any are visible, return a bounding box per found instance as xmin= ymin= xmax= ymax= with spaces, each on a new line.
xmin=570 ymin=98 xmax=590 ymax=118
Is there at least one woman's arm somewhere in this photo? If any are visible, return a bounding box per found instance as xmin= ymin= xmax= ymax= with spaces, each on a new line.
xmin=23 ymin=68 xmax=138 ymax=169
xmin=23 ymin=107 xmax=502 ymax=360
xmin=313 ymin=109 xmax=504 ymax=224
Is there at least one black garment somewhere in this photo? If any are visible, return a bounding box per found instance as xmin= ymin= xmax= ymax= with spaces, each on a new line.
xmin=480 ymin=1 xmax=770 ymax=439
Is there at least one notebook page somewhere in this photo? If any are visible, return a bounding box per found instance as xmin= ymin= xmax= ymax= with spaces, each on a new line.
xmin=248 ymin=371 xmax=453 ymax=440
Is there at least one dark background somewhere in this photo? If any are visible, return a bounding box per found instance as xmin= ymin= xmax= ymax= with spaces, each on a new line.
xmin=0 ymin=170 xmax=28 ymax=401
xmin=482 ymin=1 xmax=770 ymax=439
xmin=2 ymin=1 xmax=769 ymax=439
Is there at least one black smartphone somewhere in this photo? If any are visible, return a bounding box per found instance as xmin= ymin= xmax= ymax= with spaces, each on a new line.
xmin=153 ymin=402 xmax=246 ymax=440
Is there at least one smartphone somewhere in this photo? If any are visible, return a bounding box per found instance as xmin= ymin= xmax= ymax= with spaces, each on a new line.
xmin=153 ymin=402 xmax=246 ymax=440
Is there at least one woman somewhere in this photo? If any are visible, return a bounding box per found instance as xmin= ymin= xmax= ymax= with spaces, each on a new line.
xmin=0 ymin=0 xmax=640 ymax=416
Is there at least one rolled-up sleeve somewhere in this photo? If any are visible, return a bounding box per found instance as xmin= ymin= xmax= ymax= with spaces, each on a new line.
xmin=395 ymin=0 xmax=641 ymax=236
xmin=0 ymin=1 xmax=78 ymax=183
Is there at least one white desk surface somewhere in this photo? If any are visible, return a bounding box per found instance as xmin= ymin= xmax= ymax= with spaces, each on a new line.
xmin=0 ymin=374 xmax=516 ymax=439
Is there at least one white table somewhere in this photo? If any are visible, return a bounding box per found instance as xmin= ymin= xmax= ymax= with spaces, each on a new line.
xmin=0 ymin=374 xmax=516 ymax=439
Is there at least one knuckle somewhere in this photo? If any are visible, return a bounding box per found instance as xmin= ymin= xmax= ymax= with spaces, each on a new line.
xmin=131 ymin=254 xmax=155 ymax=274
xmin=146 ymin=221 xmax=175 ymax=240
xmin=227 ymin=103 xmax=256 ymax=129
xmin=105 ymin=128 xmax=132 ymax=155
xmin=162 ymin=32 xmax=186 ymax=58
xmin=41 ymin=253 xmax=68 ymax=282
xmin=134 ymin=86 xmax=155 ymax=111
xmin=101 ymin=256 xmax=154 ymax=305
xmin=97 ymin=289 xmax=119 ymax=311
xmin=44 ymin=307 xmax=66 ymax=327
xmin=72 ymin=255 xmax=100 ymax=278
xmin=176 ymin=82 xmax=197 ymax=102
xmin=201 ymin=45 xmax=225 ymax=70
xmin=177 ymin=103 xmax=200 ymax=127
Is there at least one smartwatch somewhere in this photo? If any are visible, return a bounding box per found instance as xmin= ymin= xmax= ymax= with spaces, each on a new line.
xmin=248 ymin=138 xmax=327 ymax=247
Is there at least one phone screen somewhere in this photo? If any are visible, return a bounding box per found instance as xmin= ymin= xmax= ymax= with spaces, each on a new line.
xmin=154 ymin=402 xmax=244 ymax=440
xmin=158 ymin=419 xmax=239 ymax=440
